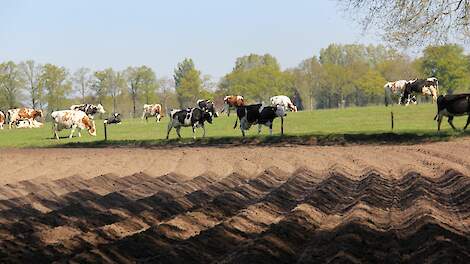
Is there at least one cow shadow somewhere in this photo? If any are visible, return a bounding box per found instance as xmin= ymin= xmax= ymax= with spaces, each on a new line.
xmin=49 ymin=130 xmax=470 ymax=150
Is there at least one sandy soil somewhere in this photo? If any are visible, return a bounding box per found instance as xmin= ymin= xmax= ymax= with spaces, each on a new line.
xmin=0 ymin=139 xmax=469 ymax=262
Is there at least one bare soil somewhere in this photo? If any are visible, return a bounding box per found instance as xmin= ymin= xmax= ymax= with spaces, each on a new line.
xmin=0 ymin=139 xmax=469 ymax=263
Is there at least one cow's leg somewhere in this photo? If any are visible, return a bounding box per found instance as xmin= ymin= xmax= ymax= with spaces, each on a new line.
xmin=464 ymin=115 xmax=470 ymax=130
xmin=166 ymin=122 xmax=173 ymax=139
xmin=269 ymin=123 xmax=273 ymax=135
xmin=227 ymin=108 xmax=231 ymax=117
xmin=69 ymin=124 xmax=77 ymax=138
xmin=202 ymin=124 xmax=206 ymax=138
xmin=437 ymin=115 xmax=443 ymax=131
xmin=448 ymin=116 xmax=457 ymax=131
xmin=176 ymin=127 xmax=182 ymax=138
xmin=77 ymin=128 xmax=82 ymax=138
xmin=54 ymin=124 xmax=60 ymax=140
xmin=156 ymin=114 xmax=161 ymax=123
xmin=192 ymin=125 xmax=196 ymax=139
xmin=258 ymin=124 xmax=262 ymax=134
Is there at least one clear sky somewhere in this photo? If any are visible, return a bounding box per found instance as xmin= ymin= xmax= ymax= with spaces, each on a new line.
xmin=0 ymin=0 xmax=381 ymax=79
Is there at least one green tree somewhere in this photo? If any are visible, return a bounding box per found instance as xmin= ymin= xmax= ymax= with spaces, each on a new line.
xmin=19 ymin=60 xmax=43 ymax=109
xmin=0 ymin=61 xmax=24 ymax=108
xmin=174 ymin=58 xmax=202 ymax=108
xmin=125 ymin=66 xmax=156 ymax=117
xmin=40 ymin=64 xmax=71 ymax=112
xmin=72 ymin=67 xmax=92 ymax=104
xmin=418 ymin=44 xmax=470 ymax=93
xmin=219 ymin=54 xmax=292 ymax=103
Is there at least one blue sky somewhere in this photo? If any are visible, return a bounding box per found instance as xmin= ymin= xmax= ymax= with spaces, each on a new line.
xmin=0 ymin=0 xmax=381 ymax=78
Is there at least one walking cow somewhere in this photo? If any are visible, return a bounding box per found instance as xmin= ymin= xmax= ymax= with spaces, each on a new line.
xmin=233 ymin=104 xmax=286 ymax=137
xmin=51 ymin=110 xmax=97 ymax=139
xmin=401 ymin=78 xmax=439 ymax=105
xmin=166 ymin=108 xmax=213 ymax=139
xmin=434 ymin=94 xmax=470 ymax=131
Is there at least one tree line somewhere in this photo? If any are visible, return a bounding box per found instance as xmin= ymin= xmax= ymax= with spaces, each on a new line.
xmin=1 ymin=43 xmax=469 ymax=117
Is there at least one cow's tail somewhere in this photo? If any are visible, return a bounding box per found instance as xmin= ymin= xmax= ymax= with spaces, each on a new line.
xmin=233 ymin=118 xmax=238 ymax=129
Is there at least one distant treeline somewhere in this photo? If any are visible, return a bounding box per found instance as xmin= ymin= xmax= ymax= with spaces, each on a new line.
xmin=1 ymin=43 xmax=469 ymax=117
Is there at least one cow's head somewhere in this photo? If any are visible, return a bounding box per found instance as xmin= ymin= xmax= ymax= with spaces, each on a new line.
xmin=82 ymin=116 xmax=97 ymax=136
xmin=206 ymin=101 xmax=218 ymax=117
xmin=33 ymin=109 xmax=43 ymax=119
xmin=275 ymin=105 xmax=287 ymax=117
xmin=96 ymin=104 xmax=106 ymax=114
xmin=204 ymin=110 xmax=213 ymax=124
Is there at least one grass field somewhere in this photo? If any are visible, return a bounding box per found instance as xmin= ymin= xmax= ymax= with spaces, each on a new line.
xmin=0 ymin=103 xmax=469 ymax=148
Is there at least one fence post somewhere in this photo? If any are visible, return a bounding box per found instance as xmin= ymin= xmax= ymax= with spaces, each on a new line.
xmin=104 ymin=122 xmax=108 ymax=141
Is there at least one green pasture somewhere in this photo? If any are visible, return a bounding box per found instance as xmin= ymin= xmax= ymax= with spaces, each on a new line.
xmin=0 ymin=103 xmax=468 ymax=148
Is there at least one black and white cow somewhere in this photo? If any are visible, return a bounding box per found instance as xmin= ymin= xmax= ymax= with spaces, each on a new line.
xmin=401 ymin=78 xmax=439 ymax=105
xmin=233 ymin=104 xmax=286 ymax=137
xmin=434 ymin=94 xmax=470 ymax=131
xmin=196 ymin=99 xmax=219 ymax=117
xmin=104 ymin=113 xmax=122 ymax=125
xmin=166 ymin=108 xmax=213 ymax=139
xmin=70 ymin=103 xmax=106 ymax=119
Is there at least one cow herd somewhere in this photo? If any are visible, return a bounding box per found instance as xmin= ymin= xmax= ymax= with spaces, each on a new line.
xmin=0 ymin=79 xmax=469 ymax=140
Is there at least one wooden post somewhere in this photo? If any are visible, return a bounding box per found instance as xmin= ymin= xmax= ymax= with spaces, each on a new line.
xmin=281 ymin=117 xmax=284 ymax=136
xmin=391 ymin=111 xmax=394 ymax=130
xmin=104 ymin=122 xmax=108 ymax=141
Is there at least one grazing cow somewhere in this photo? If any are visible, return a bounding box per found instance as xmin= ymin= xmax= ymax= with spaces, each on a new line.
xmin=270 ymin=95 xmax=298 ymax=112
xmin=221 ymin=95 xmax=245 ymax=116
xmin=70 ymin=103 xmax=106 ymax=119
xmin=7 ymin=108 xmax=43 ymax=129
xmin=166 ymin=108 xmax=213 ymax=139
xmin=142 ymin=104 xmax=163 ymax=122
xmin=0 ymin=110 xmax=5 ymax=129
xmin=104 ymin=113 xmax=122 ymax=125
xmin=384 ymin=80 xmax=416 ymax=106
xmin=401 ymin=78 xmax=439 ymax=105
xmin=51 ymin=110 xmax=97 ymax=139
xmin=197 ymin=99 xmax=219 ymax=117
xmin=434 ymin=94 xmax=470 ymax=131
xmin=233 ymin=104 xmax=286 ymax=137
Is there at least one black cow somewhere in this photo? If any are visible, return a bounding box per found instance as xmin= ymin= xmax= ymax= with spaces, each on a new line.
xmin=233 ymin=104 xmax=286 ymax=137
xmin=166 ymin=108 xmax=213 ymax=139
xmin=434 ymin=94 xmax=470 ymax=131
xmin=104 ymin=113 xmax=121 ymax=125
xmin=196 ymin=99 xmax=218 ymax=117
xmin=70 ymin=103 xmax=106 ymax=119
xmin=401 ymin=78 xmax=438 ymax=105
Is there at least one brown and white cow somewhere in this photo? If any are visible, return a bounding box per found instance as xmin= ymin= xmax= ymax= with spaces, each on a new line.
xmin=0 ymin=110 xmax=5 ymax=129
xmin=51 ymin=110 xmax=96 ymax=139
xmin=221 ymin=95 xmax=245 ymax=116
xmin=7 ymin=108 xmax=43 ymax=129
xmin=142 ymin=104 xmax=163 ymax=122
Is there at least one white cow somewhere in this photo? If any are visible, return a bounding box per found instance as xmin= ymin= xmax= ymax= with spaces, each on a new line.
xmin=270 ymin=95 xmax=297 ymax=112
xmin=51 ymin=110 xmax=96 ymax=140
